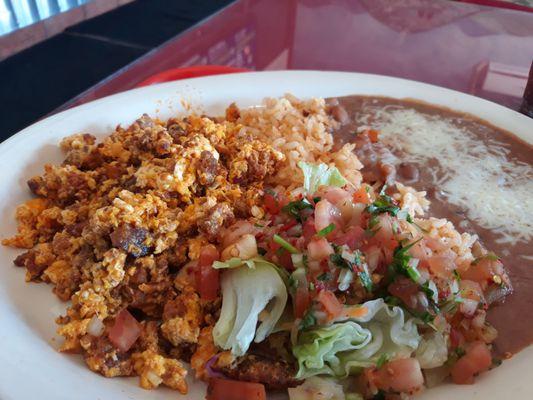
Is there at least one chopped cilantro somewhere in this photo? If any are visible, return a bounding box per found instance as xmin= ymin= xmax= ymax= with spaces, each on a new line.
xmin=273 ymin=234 xmax=299 ymax=254
xmin=453 ymin=269 xmax=461 ymax=281
xmin=376 ymin=354 xmax=390 ymax=369
xmin=317 ymin=223 xmax=335 ymax=237
xmin=282 ymin=199 xmax=313 ymax=223
xmin=365 ymin=188 xmax=400 ymax=217
xmin=353 ymin=250 xmax=362 ymax=266
xmin=254 ymin=223 xmax=265 ymax=228
xmin=365 ymin=214 xmax=381 ymax=237
xmin=441 ymin=292 xmax=465 ymax=315
xmin=300 ymin=310 xmax=316 ymax=329
xmin=472 ymin=252 xmax=499 ymax=266
xmin=390 ymin=239 xmax=422 ymax=283
xmin=313 ymin=196 xmax=321 ymax=204
xmin=419 ymin=311 xmax=436 ymax=325
xmin=492 ymin=357 xmax=503 ymax=367
xmin=372 ymin=390 xmax=386 ymax=400
xmin=317 ymin=272 xmax=331 ymax=281
xmin=384 ymin=296 xmax=402 ymax=306
xmin=454 ymin=347 xmax=466 ymax=358
xmin=420 ymin=281 xmax=435 ymax=299
xmin=309 ymin=282 xmax=315 ymax=291
xmin=288 ymin=275 xmax=298 ymax=291
xmin=330 ymin=250 xmax=372 ymax=292
xmin=359 ymin=269 xmax=373 ymax=293
xmin=330 ymin=253 xmax=352 ymax=271
xmin=397 ymin=209 xmax=413 ymax=223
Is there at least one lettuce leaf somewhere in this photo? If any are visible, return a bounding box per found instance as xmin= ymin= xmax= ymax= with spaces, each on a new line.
xmin=293 ymin=299 xmax=420 ymax=378
xmin=213 ymin=259 xmax=288 ymax=356
xmin=212 ymin=257 xmax=257 ymax=269
xmin=298 ymin=161 xmax=347 ymax=194
xmin=415 ymin=331 xmax=448 ymax=369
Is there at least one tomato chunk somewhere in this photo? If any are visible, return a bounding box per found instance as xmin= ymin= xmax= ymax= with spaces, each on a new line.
xmin=196 ymin=245 xmax=220 ymax=301
xmin=353 ymin=186 xmax=371 ymax=204
xmin=207 ymin=378 xmax=266 ymax=400
xmin=317 ymin=290 xmax=343 ymax=318
xmin=294 ymin=287 xmax=310 ymax=319
xmin=367 ymin=129 xmax=380 ymax=143
xmin=451 ymin=341 xmax=492 ymax=384
xmin=264 ymin=193 xmax=281 ymax=215
xmin=332 ymin=226 xmax=365 ymax=250
xmin=108 ymin=309 xmax=141 ymax=352
xmin=307 ymin=237 xmax=334 ymax=261
xmin=371 ymin=358 xmax=424 ymax=393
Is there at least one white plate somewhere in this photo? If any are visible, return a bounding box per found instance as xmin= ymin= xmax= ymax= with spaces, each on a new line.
xmin=0 ymin=71 xmax=531 ymax=400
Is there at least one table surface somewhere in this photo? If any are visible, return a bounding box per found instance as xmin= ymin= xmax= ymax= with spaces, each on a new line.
xmin=58 ymin=0 xmax=533 ymax=112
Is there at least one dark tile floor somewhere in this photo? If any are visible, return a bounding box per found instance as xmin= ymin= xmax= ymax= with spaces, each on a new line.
xmin=0 ymin=0 xmax=234 ymax=143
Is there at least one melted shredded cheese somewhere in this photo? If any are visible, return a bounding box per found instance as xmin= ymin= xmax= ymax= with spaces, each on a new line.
xmin=360 ymin=106 xmax=533 ymax=246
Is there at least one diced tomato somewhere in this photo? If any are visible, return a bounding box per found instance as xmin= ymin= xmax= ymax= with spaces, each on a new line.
xmin=372 ymin=214 xmax=398 ymax=250
xmin=371 ymin=358 xmax=424 ymax=393
xmin=427 ymin=255 xmax=456 ymax=279
xmin=222 ymin=221 xmax=257 ymax=249
xmin=450 ymin=328 xmax=466 ymax=348
xmin=108 ymin=309 xmax=141 ymax=352
xmin=294 ymin=287 xmax=310 ymax=318
xmin=278 ymin=248 xmax=294 ymax=271
xmin=317 ymin=290 xmax=343 ymax=318
xmin=302 ymin=218 xmax=316 ymax=243
xmin=264 ymin=193 xmax=281 ymax=215
xmin=207 ymin=378 xmax=266 ymax=400
xmin=460 ymin=280 xmax=484 ymax=302
xmin=409 ymin=240 xmax=432 ymax=261
xmin=332 ymin=226 xmax=365 ymax=250
xmin=317 ymin=186 xmax=351 ymax=205
xmin=196 ymin=245 xmax=220 ymax=301
xmin=425 ymin=237 xmax=447 ymax=252
xmin=269 ymin=239 xmax=281 ymax=252
xmin=451 ymin=341 xmax=492 ymax=384
xmin=367 ymin=129 xmax=380 ymax=143
xmin=353 ymin=186 xmax=371 ymax=204
xmin=280 ymin=219 xmax=298 ymax=232
xmin=388 ymin=277 xmax=419 ymax=309
xmin=314 ymin=199 xmax=342 ymax=232
xmin=307 ymin=237 xmax=334 ymax=261
xmin=462 ymin=257 xmax=506 ymax=289
xmin=364 ymin=245 xmax=382 ymax=272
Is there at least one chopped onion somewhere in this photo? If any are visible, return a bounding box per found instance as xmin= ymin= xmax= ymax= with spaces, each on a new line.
xmin=221 ymin=234 xmax=258 ymax=260
xmin=460 ymin=298 xmax=479 ymax=317
xmin=205 ymin=354 xmax=226 ymax=379
xmin=291 ymin=253 xmax=305 ymax=269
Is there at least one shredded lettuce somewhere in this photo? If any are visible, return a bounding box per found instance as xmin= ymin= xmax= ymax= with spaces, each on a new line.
xmin=213 ymin=258 xmax=288 ymax=356
xmin=293 ymin=321 xmax=371 ymax=378
xmin=415 ymin=331 xmax=448 ymax=369
xmin=212 ymin=257 xmax=257 ymax=269
xmin=293 ymin=299 xmax=420 ymax=378
xmin=298 ymin=161 xmax=347 ymax=194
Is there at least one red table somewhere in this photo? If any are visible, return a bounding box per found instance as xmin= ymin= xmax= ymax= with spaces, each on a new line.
xmin=58 ymin=0 xmax=533 ymax=112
